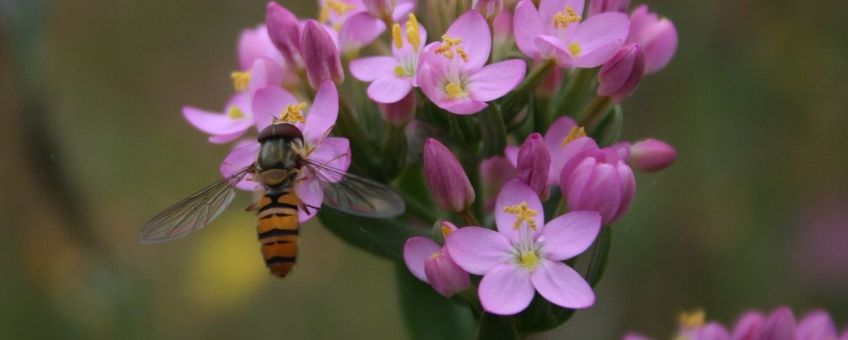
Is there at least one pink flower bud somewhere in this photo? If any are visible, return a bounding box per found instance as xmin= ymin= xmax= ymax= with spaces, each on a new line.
xmin=629 ymin=138 xmax=676 ymax=172
xmin=597 ymin=43 xmax=645 ymax=102
xmin=423 ymin=247 xmax=471 ymax=297
xmin=757 ymin=307 xmax=797 ymax=340
xmin=588 ymin=0 xmax=631 ymax=16
xmin=301 ymin=20 xmax=344 ymax=87
xmin=266 ymin=2 xmax=301 ymax=65
xmin=560 ymin=148 xmax=636 ymax=225
xmin=424 ymin=138 xmax=476 ymax=213
xmin=628 ymin=5 xmax=678 ymax=74
xmin=379 ymin=92 xmax=415 ymax=127
xmin=516 ymin=133 xmax=550 ymax=198
xmin=473 ymin=0 xmax=503 ymax=21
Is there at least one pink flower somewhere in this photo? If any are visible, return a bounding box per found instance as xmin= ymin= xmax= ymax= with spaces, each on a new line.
xmin=559 ymin=142 xmax=636 ymax=225
xmin=505 ymin=116 xmax=598 ymax=186
xmin=266 ymin=2 xmax=302 ymax=66
xmin=513 ymin=0 xmax=629 ymax=68
xmin=796 ymin=310 xmax=839 ymax=340
xmin=319 ymin=0 xmax=415 ymax=53
xmin=628 ymin=138 xmax=676 ymax=172
xmin=403 ymin=222 xmax=471 ymax=297
xmin=302 ymin=20 xmax=345 ymax=87
xmin=447 ymin=180 xmax=601 ymax=315
xmin=220 ymin=81 xmax=349 ymax=222
xmin=627 ymin=5 xmax=678 ymax=74
xmin=597 ymin=43 xmax=645 ymax=102
xmin=423 ymin=138 xmax=476 ymax=213
xmin=350 ymin=14 xmax=427 ymax=103
xmin=237 ymin=24 xmax=284 ymax=71
xmin=182 ymin=93 xmax=255 ymax=144
xmin=417 ymin=11 xmax=526 ymax=115
xmin=231 ymin=24 xmax=286 ymax=94
xmin=516 ymin=133 xmax=551 ymax=198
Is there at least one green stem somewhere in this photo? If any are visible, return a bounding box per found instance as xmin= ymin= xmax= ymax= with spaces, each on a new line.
xmin=500 ymin=59 xmax=556 ymax=127
xmin=577 ymin=95 xmax=612 ymax=131
xmin=459 ymin=209 xmax=481 ymax=226
xmin=550 ymin=68 xmax=596 ymax=119
xmin=584 ymin=227 xmax=612 ymax=287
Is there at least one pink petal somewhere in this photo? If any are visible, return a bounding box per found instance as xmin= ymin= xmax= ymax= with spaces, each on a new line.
xmin=252 ymin=86 xmax=299 ymax=131
xmin=731 ymin=311 xmax=765 ymax=340
xmin=367 ymin=76 xmax=414 ymax=103
xmin=303 ymin=80 xmax=339 ymax=144
xmin=294 ymin=178 xmax=323 ymax=222
xmin=552 ymin=136 xmax=599 ymax=185
xmin=237 ymin=24 xmax=282 ymax=70
xmin=424 ymin=251 xmax=471 ymax=297
xmin=539 ymin=0 xmax=585 ymax=33
xmin=505 ymin=145 xmax=519 ymax=166
xmin=247 ymin=58 xmax=284 ymax=94
xmin=439 ymin=97 xmax=488 ymax=115
xmin=513 ymin=0 xmax=544 ymax=59
xmin=797 ymin=310 xmax=838 ymax=340
xmin=478 ymin=264 xmax=535 ymax=315
xmin=339 ymin=12 xmax=386 ymax=52
xmin=349 ymin=56 xmax=399 ymax=81
xmin=530 ymin=259 xmax=594 ymax=309
xmin=403 ymin=237 xmax=441 ymax=282
xmin=445 ymin=10 xmax=491 ymax=70
xmin=220 ymin=140 xmax=260 ymax=191
xmin=540 ymin=211 xmax=601 ymax=261
xmin=445 ymin=226 xmax=513 ymax=275
xmin=566 ymin=160 xmax=624 ymax=224
xmin=495 ymin=180 xmax=545 ymax=243
xmin=182 ymin=107 xmax=251 ymax=137
xmin=535 ymin=35 xmax=574 ymax=66
xmin=208 ymin=130 xmax=247 ymax=144
xmin=695 ymin=322 xmax=731 ymax=340
xmin=468 ymin=59 xmax=527 ymax=102
xmin=308 ymin=137 xmax=351 ymax=183
xmin=570 ymin=13 xmax=630 ymax=68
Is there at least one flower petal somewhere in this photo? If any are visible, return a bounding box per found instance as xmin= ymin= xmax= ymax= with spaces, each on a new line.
xmin=530 ymin=259 xmax=594 ymax=309
xmin=495 ymin=179 xmax=545 ymax=243
xmin=540 ymin=211 xmax=601 ymax=261
xmin=797 ymin=310 xmax=838 ymax=340
xmin=294 ymin=177 xmax=323 ymax=222
xmin=252 ymin=86 xmax=299 ymax=131
xmin=570 ymin=12 xmax=630 ymax=68
xmin=445 ymin=10 xmax=491 ymax=70
xmin=391 ymin=1 xmax=415 ymax=21
xmin=513 ymin=0 xmax=544 ymax=59
xmin=535 ymin=35 xmax=574 ymax=66
xmin=220 ymin=140 xmax=260 ymax=191
xmin=308 ymin=137 xmax=351 ymax=183
xmin=539 ymin=0 xmax=585 ymax=34
xmin=367 ymin=76 xmax=414 ymax=103
xmin=424 ymin=251 xmax=471 ymax=297
xmin=446 ymin=226 xmax=513 ymax=275
xmin=339 ymin=12 xmax=386 ymax=52
xmin=731 ymin=311 xmax=765 ymax=340
xmin=553 ymin=136 xmax=599 ymax=185
xmin=478 ymin=264 xmax=535 ymax=315
xmin=468 ymin=59 xmax=527 ymax=102
xmin=349 ymin=56 xmax=399 ymax=82
xmin=403 ymin=237 xmax=441 ymax=282
xmin=183 ymin=107 xmax=250 ymax=137
xmin=303 ymin=80 xmax=339 ymax=144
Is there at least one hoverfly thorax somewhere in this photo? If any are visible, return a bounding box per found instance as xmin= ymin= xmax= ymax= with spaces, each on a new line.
xmin=256 ymin=123 xmax=304 ymax=187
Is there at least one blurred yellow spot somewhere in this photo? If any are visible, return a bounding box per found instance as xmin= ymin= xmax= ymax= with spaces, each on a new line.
xmin=392 ymin=23 xmax=403 ymax=49
xmin=394 ymin=64 xmax=407 ymax=77
xmin=281 ymin=102 xmax=306 ymax=123
xmin=320 ymin=0 xmax=356 ymax=23
xmin=678 ymin=309 xmax=706 ymax=329
xmin=554 ymin=5 xmax=582 ymax=29
xmin=228 ymin=107 xmax=246 ymax=120
xmin=561 ymin=126 xmax=587 ymax=147
xmin=444 ymin=82 xmax=468 ymax=99
xmin=231 ymin=71 xmax=251 ymax=92
xmin=518 ymin=251 xmax=540 ymax=269
xmin=503 ymin=201 xmax=539 ymax=230
xmin=569 ymin=42 xmax=582 ymax=56
xmin=406 ymin=14 xmax=421 ymax=52
xmin=440 ymin=223 xmax=454 ymax=239
xmin=430 ymin=252 xmax=441 ymax=260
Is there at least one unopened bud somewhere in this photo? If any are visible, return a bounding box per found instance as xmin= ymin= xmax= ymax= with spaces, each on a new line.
xmin=301 ymin=20 xmax=344 ymax=87
xmin=424 ymin=138 xmax=476 ymax=213
xmin=266 ymin=2 xmax=301 ymax=65
xmin=380 ymin=92 xmax=416 ymax=127
xmin=629 ymin=138 xmax=676 ymax=172
xmin=516 ymin=133 xmax=550 ymax=198
xmin=598 ymin=43 xmax=645 ymax=102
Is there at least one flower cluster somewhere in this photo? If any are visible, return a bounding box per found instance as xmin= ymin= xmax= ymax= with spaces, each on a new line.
xmin=624 ymin=307 xmax=848 ymax=340
xmin=179 ymin=0 xmax=680 ymax=336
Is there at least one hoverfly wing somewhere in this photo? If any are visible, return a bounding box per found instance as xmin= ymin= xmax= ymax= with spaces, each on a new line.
xmin=303 ymin=160 xmax=405 ymax=218
xmin=138 ymin=165 xmax=254 ymax=244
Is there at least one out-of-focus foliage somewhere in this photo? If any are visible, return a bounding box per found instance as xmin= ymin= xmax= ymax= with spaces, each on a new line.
xmin=1 ymin=0 xmax=846 ymax=339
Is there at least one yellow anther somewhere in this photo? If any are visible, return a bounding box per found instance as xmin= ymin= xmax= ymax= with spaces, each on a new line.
xmin=436 ymin=34 xmax=467 ymax=60
xmin=553 ymin=5 xmax=582 ymax=30
xmin=569 ymin=42 xmax=582 ymax=56
xmin=430 ymin=252 xmax=441 ymax=260
xmin=227 ymin=107 xmax=246 ymax=120
xmin=444 ymin=82 xmax=468 ymax=99
xmin=518 ymin=251 xmax=540 ymax=269
xmin=440 ymin=223 xmax=455 ymax=239
xmin=230 ymin=71 xmax=251 ymax=92
xmin=441 ymin=35 xmax=462 ymax=46
xmin=320 ymin=0 xmax=356 ymax=22
xmin=394 ymin=64 xmax=407 ymax=77
xmin=678 ymin=310 xmax=706 ymax=329
xmin=456 ymin=46 xmax=469 ymax=62
xmin=392 ymin=23 xmax=403 ymax=49
xmin=560 ymin=126 xmax=587 ymax=147
xmin=503 ymin=201 xmax=539 ymax=230
xmin=406 ymin=14 xmax=421 ymax=51
xmin=280 ymin=102 xmax=306 ymax=123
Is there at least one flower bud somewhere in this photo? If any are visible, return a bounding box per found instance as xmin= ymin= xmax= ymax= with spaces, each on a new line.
xmin=560 ymin=148 xmax=635 ymax=225
xmin=597 ymin=43 xmax=645 ymax=102
xmin=628 ymin=5 xmax=678 ymax=74
xmin=588 ymin=0 xmax=630 ymax=16
xmin=301 ymin=20 xmax=344 ymax=87
xmin=424 ymin=138 xmax=476 ymax=213
xmin=757 ymin=307 xmax=797 ymax=340
xmin=629 ymin=138 xmax=676 ymax=172
xmin=423 ymin=246 xmax=470 ymax=297
xmin=516 ymin=133 xmax=550 ymax=198
xmin=266 ymin=2 xmax=301 ymax=65
xmin=379 ymin=92 xmax=415 ymax=127
xmin=473 ymin=0 xmax=503 ymax=21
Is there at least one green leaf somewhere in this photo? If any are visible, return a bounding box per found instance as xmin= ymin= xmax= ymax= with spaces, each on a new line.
xmin=396 ymin=264 xmax=475 ymax=340
xmin=478 ymin=106 xmax=507 ymax=158
xmin=476 ymin=313 xmax=519 ymax=340
xmin=318 ymin=209 xmax=426 ymax=261
xmin=585 ymin=227 xmax=612 ymax=287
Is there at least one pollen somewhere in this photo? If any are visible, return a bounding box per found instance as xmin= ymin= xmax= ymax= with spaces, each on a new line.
xmin=560 ymin=126 xmax=587 ymax=147
xmin=554 ymin=5 xmax=582 ymax=30
xmin=440 ymin=223 xmax=454 ymax=239
xmin=569 ymin=42 xmax=582 ymax=56
xmin=280 ymin=102 xmax=306 ymax=124
xmin=228 ymin=107 xmax=246 ymax=120
xmin=444 ymin=82 xmax=468 ymax=99
xmin=678 ymin=309 xmax=706 ymax=329
xmin=392 ymin=23 xmax=403 ymax=49
xmin=231 ymin=71 xmax=251 ymax=92
xmin=503 ymin=201 xmax=539 ymax=231
xmin=319 ymin=0 xmax=356 ymax=23
xmin=518 ymin=251 xmax=540 ymax=270
xmin=430 ymin=252 xmax=441 ymax=260
xmin=406 ymin=14 xmax=421 ymax=51
xmin=436 ymin=34 xmax=465 ymax=60
xmin=456 ymin=46 xmax=469 ymax=62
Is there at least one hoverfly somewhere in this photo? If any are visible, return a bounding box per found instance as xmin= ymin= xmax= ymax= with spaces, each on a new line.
xmin=139 ymin=122 xmax=406 ymax=278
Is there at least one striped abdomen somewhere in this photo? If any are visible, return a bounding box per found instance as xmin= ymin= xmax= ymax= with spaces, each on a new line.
xmin=255 ymin=190 xmax=300 ymax=278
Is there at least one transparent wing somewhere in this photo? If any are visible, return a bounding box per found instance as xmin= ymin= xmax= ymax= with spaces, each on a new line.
xmin=304 ymin=160 xmax=406 ymax=218
xmin=138 ymin=165 xmax=254 ymax=244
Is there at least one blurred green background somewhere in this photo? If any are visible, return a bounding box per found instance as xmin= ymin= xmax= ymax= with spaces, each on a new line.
xmin=1 ymin=0 xmax=847 ymax=339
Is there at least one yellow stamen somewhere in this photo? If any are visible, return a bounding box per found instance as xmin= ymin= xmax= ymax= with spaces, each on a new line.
xmin=227 ymin=107 xmax=245 ymax=120
xmin=435 ymin=34 xmax=466 ymax=60
xmin=678 ymin=309 xmax=706 ymax=329
xmin=444 ymin=82 xmax=467 ymax=99
xmin=440 ymin=223 xmax=454 ymax=239
xmin=406 ymin=14 xmax=421 ymax=51
xmin=518 ymin=251 xmax=540 ymax=269
xmin=456 ymin=46 xmax=469 ymax=62
xmin=230 ymin=71 xmax=251 ymax=92
xmin=503 ymin=201 xmax=539 ymax=230
xmin=553 ymin=5 xmax=582 ymax=30
xmin=394 ymin=64 xmax=407 ymax=77
xmin=280 ymin=102 xmax=307 ymax=123
xmin=569 ymin=42 xmax=582 ymax=56
xmin=320 ymin=0 xmax=356 ymax=22
xmin=392 ymin=23 xmax=403 ymax=49
xmin=560 ymin=126 xmax=587 ymax=147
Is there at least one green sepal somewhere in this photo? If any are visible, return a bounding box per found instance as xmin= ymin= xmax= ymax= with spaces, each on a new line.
xmin=396 ymin=264 xmax=476 ymax=340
